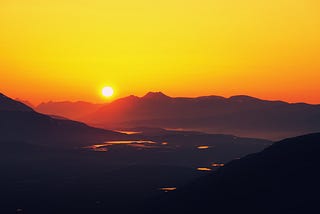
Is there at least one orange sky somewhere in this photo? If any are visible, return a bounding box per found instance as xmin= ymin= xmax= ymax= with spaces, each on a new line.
xmin=1 ymin=0 xmax=320 ymax=104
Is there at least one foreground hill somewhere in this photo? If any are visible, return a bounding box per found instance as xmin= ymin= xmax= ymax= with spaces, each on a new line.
xmin=82 ymin=92 xmax=320 ymax=140
xmin=0 ymin=93 xmax=127 ymax=147
xmin=147 ymin=133 xmax=320 ymax=214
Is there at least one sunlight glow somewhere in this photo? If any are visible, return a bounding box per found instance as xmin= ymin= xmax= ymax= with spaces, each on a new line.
xmin=102 ymin=86 xmax=114 ymax=98
xmin=1 ymin=1 xmax=320 ymax=103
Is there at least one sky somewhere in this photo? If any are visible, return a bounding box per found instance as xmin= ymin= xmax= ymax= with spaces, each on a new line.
xmin=0 ymin=0 xmax=319 ymax=104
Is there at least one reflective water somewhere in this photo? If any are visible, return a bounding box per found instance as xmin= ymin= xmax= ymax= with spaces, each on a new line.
xmin=211 ymin=163 xmax=225 ymax=167
xmin=197 ymin=167 xmax=212 ymax=171
xmin=115 ymin=130 xmax=142 ymax=135
xmin=105 ymin=140 xmax=156 ymax=145
xmin=159 ymin=187 xmax=177 ymax=192
xmin=85 ymin=140 xmax=160 ymax=151
xmin=197 ymin=145 xmax=210 ymax=149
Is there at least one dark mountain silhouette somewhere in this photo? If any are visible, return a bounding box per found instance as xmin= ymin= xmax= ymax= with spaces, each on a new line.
xmin=146 ymin=133 xmax=320 ymax=214
xmin=83 ymin=92 xmax=320 ymax=140
xmin=36 ymin=101 xmax=103 ymax=121
xmin=0 ymin=93 xmax=128 ymax=147
xmin=0 ymin=93 xmax=33 ymax=111
xmin=143 ymin=91 xmax=171 ymax=99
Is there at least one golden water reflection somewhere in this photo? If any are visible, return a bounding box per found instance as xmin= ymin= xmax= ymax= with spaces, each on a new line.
xmin=211 ymin=163 xmax=225 ymax=167
xmin=85 ymin=140 xmax=160 ymax=151
xmin=159 ymin=187 xmax=177 ymax=192
xmin=197 ymin=167 xmax=212 ymax=171
xmin=115 ymin=131 xmax=142 ymax=135
xmin=197 ymin=145 xmax=210 ymax=149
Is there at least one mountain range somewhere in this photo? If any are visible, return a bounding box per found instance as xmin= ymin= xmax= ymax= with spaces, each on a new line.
xmin=34 ymin=92 xmax=320 ymax=140
xmin=1 ymin=91 xmax=271 ymax=158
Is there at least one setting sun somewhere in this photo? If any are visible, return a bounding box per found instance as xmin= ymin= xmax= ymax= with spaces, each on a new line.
xmin=1 ymin=1 xmax=320 ymax=213
xmin=102 ymin=86 xmax=114 ymax=98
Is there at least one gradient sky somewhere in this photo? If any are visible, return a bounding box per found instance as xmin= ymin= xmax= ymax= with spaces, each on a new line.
xmin=1 ymin=0 xmax=319 ymax=104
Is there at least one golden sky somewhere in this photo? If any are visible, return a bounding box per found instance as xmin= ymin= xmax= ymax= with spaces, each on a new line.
xmin=1 ymin=0 xmax=319 ymax=104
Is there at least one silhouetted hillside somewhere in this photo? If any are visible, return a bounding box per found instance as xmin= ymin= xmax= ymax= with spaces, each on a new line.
xmin=0 ymin=93 xmax=128 ymax=147
xmin=83 ymin=92 xmax=320 ymax=140
xmin=147 ymin=133 xmax=320 ymax=214
xmin=0 ymin=93 xmax=33 ymax=111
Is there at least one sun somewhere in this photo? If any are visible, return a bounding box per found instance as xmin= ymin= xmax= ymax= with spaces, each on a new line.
xmin=102 ymin=86 xmax=114 ymax=98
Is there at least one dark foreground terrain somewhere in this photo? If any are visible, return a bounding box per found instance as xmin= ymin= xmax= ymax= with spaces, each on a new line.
xmin=2 ymin=133 xmax=319 ymax=214
xmin=0 ymin=131 xmax=270 ymax=214
xmin=146 ymin=133 xmax=320 ymax=214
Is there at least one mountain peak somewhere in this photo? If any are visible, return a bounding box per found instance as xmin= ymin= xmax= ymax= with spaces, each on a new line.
xmin=229 ymin=95 xmax=262 ymax=102
xmin=142 ymin=92 xmax=171 ymax=99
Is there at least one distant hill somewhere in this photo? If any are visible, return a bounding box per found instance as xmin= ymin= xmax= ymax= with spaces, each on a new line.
xmin=15 ymin=98 xmax=35 ymax=109
xmin=147 ymin=133 xmax=320 ymax=214
xmin=0 ymin=93 xmax=128 ymax=147
xmin=35 ymin=101 xmax=103 ymax=121
xmin=83 ymin=92 xmax=320 ymax=140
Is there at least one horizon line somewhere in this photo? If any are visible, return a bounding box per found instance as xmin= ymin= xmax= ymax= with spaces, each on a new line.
xmin=8 ymin=91 xmax=319 ymax=107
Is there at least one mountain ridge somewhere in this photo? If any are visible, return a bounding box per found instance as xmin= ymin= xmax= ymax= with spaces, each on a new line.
xmin=13 ymin=92 xmax=320 ymax=140
xmin=83 ymin=92 xmax=320 ymax=140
